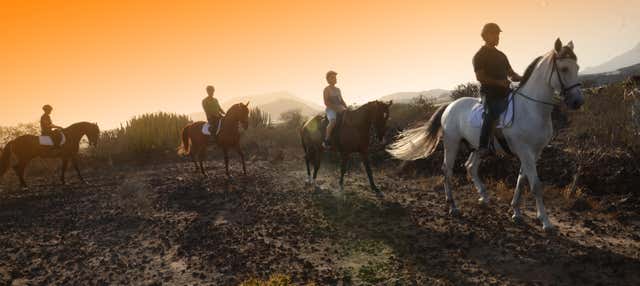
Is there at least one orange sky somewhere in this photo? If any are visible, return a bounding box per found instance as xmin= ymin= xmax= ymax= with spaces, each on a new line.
xmin=2 ymin=0 xmax=639 ymax=129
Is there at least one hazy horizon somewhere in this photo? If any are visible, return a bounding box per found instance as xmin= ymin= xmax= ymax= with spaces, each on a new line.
xmin=3 ymin=0 xmax=640 ymax=129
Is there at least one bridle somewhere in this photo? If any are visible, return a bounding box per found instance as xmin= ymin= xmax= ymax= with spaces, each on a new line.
xmin=516 ymin=53 xmax=581 ymax=107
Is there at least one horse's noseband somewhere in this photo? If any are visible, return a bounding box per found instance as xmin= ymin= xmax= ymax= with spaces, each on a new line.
xmin=550 ymin=56 xmax=582 ymax=99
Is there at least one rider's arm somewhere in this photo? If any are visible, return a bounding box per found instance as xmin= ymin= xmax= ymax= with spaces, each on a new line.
xmin=475 ymin=70 xmax=510 ymax=88
xmin=508 ymin=68 xmax=523 ymax=82
xmin=338 ymin=89 xmax=347 ymax=108
xmin=215 ymin=100 xmax=225 ymax=116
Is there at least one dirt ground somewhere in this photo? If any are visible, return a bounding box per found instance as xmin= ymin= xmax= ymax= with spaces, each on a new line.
xmin=0 ymin=151 xmax=639 ymax=285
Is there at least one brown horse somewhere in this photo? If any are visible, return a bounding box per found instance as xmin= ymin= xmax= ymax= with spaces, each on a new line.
xmin=179 ymin=102 xmax=250 ymax=177
xmin=0 ymin=122 xmax=100 ymax=190
xmin=301 ymin=100 xmax=392 ymax=195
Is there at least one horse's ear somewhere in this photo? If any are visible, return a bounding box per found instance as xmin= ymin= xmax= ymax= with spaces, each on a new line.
xmin=387 ymin=100 xmax=393 ymax=106
xmin=567 ymin=41 xmax=574 ymax=50
xmin=554 ymin=38 xmax=562 ymax=53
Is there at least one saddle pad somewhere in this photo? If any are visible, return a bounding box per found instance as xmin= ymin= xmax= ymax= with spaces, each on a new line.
xmin=469 ymin=93 xmax=514 ymax=129
xmin=201 ymin=121 xmax=222 ymax=136
xmin=39 ymin=134 xmax=66 ymax=146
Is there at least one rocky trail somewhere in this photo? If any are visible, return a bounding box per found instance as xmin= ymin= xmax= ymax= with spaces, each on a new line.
xmin=0 ymin=154 xmax=638 ymax=285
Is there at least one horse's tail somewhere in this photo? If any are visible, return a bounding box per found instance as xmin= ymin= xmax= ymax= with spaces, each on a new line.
xmin=177 ymin=125 xmax=191 ymax=156
xmin=387 ymin=104 xmax=448 ymax=161
xmin=0 ymin=141 xmax=13 ymax=177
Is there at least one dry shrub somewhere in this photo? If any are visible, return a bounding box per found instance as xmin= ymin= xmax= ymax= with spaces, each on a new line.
xmin=240 ymin=274 xmax=315 ymax=286
xmin=569 ymin=83 xmax=640 ymax=152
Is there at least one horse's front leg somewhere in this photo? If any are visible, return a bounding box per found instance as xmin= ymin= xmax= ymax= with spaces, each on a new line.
xmin=360 ymin=152 xmax=382 ymax=196
xmin=521 ymin=153 xmax=553 ymax=231
xmin=223 ymin=148 xmax=231 ymax=178
xmin=71 ymin=156 xmax=86 ymax=184
xmin=198 ymin=147 xmax=208 ymax=177
xmin=339 ymin=153 xmax=348 ymax=193
xmin=511 ymin=167 xmax=528 ymax=223
xmin=236 ymin=147 xmax=246 ymax=175
xmin=60 ymin=158 xmax=69 ymax=185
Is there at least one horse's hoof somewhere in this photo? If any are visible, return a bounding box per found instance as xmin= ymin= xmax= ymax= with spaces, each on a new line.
xmin=511 ymin=215 xmax=523 ymax=224
xmin=542 ymin=224 xmax=556 ymax=233
xmin=449 ymin=208 xmax=460 ymax=217
xmin=478 ymin=197 xmax=490 ymax=205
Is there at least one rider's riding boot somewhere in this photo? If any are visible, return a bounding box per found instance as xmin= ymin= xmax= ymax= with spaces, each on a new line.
xmin=478 ymin=117 xmax=494 ymax=158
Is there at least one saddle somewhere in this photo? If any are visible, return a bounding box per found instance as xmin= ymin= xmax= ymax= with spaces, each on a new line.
xmin=39 ymin=132 xmax=66 ymax=147
xmin=469 ymin=93 xmax=515 ymax=129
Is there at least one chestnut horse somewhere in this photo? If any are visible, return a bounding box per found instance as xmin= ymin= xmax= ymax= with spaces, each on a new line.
xmin=0 ymin=122 xmax=100 ymax=190
xmin=179 ymin=102 xmax=250 ymax=177
xmin=300 ymin=100 xmax=392 ymax=195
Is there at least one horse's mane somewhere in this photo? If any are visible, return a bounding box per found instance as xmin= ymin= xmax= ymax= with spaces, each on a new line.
xmin=227 ymin=103 xmax=244 ymax=112
xmin=65 ymin=121 xmax=97 ymax=130
xmin=518 ymin=56 xmax=543 ymax=89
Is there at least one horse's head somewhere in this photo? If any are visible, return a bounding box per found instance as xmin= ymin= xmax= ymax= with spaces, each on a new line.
xmin=86 ymin=122 xmax=101 ymax=147
xmin=549 ymin=38 xmax=584 ymax=110
xmin=227 ymin=102 xmax=250 ymax=130
xmin=371 ymin=100 xmax=393 ymax=141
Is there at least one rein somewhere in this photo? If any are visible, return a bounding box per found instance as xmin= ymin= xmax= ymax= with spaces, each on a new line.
xmin=515 ymin=54 xmax=581 ymax=107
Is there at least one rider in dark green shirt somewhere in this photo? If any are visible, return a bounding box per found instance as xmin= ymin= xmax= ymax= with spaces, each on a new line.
xmin=40 ymin=104 xmax=63 ymax=148
xmin=202 ymin=85 xmax=225 ymax=136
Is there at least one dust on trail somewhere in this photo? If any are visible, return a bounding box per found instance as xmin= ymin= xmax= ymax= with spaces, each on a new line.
xmin=0 ymin=154 xmax=638 ymax=285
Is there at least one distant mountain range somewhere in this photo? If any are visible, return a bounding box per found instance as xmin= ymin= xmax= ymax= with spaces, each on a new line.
xmin=582 ymin=42 xmax=640 ymax=75
xmin=378 ymin=89 xmax=451 ymax=105
xmin=190 ymin=91 xmax=324 ymax=121
xmin=579 ymin=62 xmax=640 ymax=87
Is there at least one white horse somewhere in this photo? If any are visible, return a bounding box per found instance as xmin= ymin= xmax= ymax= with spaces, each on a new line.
xmin=387 ymin=39 xmax=584 ymax=231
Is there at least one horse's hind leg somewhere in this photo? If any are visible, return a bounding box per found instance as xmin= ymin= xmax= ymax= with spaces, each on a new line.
xmin=511 ymin=167 xmax=528 ymax=223
xmin=303 ymin=149 xmax=312 ymax=183
xmin=13 ymin=161 xmax=28 ymax=190
xmin=465 ymin=152 xmax=489 ymax=204
xmin=442 ymin=135 xmax=461 ymax=215
xmin=60 ymin=158 xmax=69 ymax=185
xmin=312 ymin=150 xmax=322 ymax=183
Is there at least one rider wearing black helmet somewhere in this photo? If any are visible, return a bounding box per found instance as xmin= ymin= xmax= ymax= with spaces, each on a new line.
xmin=473 ymin=23 xmax=522 ymax=157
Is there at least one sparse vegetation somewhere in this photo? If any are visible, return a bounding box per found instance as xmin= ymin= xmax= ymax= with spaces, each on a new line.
xmin=449 ymin=82 xmax=479 ymax=101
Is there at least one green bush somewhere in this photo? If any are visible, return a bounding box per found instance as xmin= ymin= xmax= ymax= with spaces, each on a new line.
xmin=91 ymin=112 xmax=191 ymax=162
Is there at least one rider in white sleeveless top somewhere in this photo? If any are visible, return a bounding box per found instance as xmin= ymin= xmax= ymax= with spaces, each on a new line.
xmin=323 ymin=71 xmax=347 ymax=149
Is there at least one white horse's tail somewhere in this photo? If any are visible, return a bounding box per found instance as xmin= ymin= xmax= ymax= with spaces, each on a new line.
xmin=387 ymin=104 xmax=448 ymax=161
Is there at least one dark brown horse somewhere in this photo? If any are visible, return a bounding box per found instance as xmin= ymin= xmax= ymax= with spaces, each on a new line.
xmin=179 ymin=102 xmax=250 ymax=177
xmin=301 ymin=100 xmax=392 ymax=195
xmin=0 ymin=122 xmax=100 ymax=190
